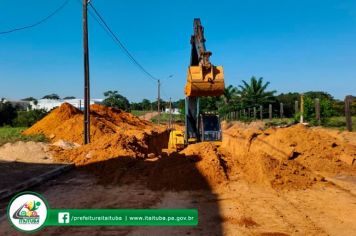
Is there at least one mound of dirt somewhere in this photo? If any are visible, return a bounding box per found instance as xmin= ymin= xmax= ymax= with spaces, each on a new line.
xmin=223 ymin=123 xmax=356 ymax=190
xmin=146 ymin=142 xmax=232 ymax=190
xmin=23 ymin=103 xmax=153 ymax=145
xmin=180 ymin=142 xmax=231 ymax=184
xmin=23 ymin=103 xmax=168 ymax=165
xmin=80 ymin=142 xmax=233 ymax=191
xmin=52 ymin=134 xmax=141 ymax=165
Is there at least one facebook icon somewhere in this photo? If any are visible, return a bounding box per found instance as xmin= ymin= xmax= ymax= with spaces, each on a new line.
xmin=58 ymin=212 xmax=70 ymax=224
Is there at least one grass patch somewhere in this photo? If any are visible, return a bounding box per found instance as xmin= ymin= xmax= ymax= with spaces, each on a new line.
xmin=0 ymin=127 xmax=47 ymax=146
xmin=264 ymin=118 xmax=295 ymax=127
xmin=131 ymin=110 xmax=150 ymax=117
xmin=150 ymin=113 xmax=184 ymax=123
xmin=323 ymin=116 xmax=356 ymax=131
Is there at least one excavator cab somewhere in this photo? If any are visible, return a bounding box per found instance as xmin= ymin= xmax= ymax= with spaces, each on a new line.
xmin=199 ymin=114 xmax=222 ymax=142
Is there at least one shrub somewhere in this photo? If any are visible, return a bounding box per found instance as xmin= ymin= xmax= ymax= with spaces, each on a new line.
xmin=13 ymin=109 xmax=48 ymax=127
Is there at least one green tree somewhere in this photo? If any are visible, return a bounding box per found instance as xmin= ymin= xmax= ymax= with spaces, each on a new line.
xmin=63 ymin=96 xmax=76 ymax=99
xmin=200 ymin=85 xmax=240 ymax=116
xmin=223 ymin=85 xmax=239 ymax=104
xmin=219 ymin=85 xmax=240 ymax=114
xmin=276 ymin=92 xmax=300 ymax=117
xmin=42 ymin=94 xmax=60 ymax=100
xmin=103 ymin=90 xmax=130 ymax=111
xmin=238 ymin=76 xmax=276 ymax=107
xmin=130 ymin=102 xmax=142 ymax=110
xmin=303 ymin=96 xmax=336 ymax=124
xmin=0 ymin=101 xmax=17 ymax=126
xmin=304 ymin=91 xmax=334 ymax=101
xmin=21 ymin=97 xmax=37 ymax=102
xmin=141 ymin=99 xmax=151 ymax=110
xmin=151 ymin=99 xmax=166 ymax=111
xmin=200 ymin=96 xmax=221 ymax=112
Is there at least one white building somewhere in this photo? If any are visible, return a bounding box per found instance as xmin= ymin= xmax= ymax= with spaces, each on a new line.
xmin=164 ymin=108 xmax=180 ymax=115
xmin=1 ymin=99 xmax=31 ymax=110
xmin=30 ymin=99 xmax=103 ymax=111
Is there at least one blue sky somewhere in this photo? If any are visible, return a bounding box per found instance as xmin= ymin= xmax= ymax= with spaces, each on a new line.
xmin=1 ymin=0 xmax=355 ymax=102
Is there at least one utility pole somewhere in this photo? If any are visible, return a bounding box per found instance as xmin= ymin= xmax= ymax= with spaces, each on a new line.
xmin=83 ymin=0 xmax=90 ymax=144
xmin=157 ymin=75 xmax=173 ymax=125
xmin=300 ymin=94 xmax=304 ymax=123
xmin=345 ymin=95 xmax=353 ymax=132
xmin=169 ymin=97 xmax=172 ymax=129
xmin=157 ymin=79 xmax=161 ymax=125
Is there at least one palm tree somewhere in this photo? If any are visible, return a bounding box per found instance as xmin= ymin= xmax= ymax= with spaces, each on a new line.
xmin=238 ymin=76 xmax=276 ymax=107
xmin=223 ymin=85 xmax=239 ymax=104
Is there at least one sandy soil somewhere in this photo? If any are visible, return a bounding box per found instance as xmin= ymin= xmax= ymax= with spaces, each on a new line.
xmin=0 ymin=141 xmax=55 ymax=164
xmin=139 ymin=112 xmax=158 ymax=121
xmin=1 ymin=165 xmax=356 ymax=235
xmin=313 ymin=126 xmax=356 ymax=146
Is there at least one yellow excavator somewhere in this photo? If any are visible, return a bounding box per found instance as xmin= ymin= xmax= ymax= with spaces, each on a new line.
xmin=168 ymin=18 xmax=224 ymax=150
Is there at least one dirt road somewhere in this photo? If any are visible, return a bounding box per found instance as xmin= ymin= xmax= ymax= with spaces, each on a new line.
xmin=139 ymin=112 xmax=158 ymax=121
xmin=1 ymin=159 xmax=356 ymax=235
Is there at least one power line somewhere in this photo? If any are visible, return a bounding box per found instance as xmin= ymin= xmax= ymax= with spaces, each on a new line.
xmin=0 ymin=0 xmax=70 ymax=35
xmin=88 ymin=2 xmax=158 ymax=82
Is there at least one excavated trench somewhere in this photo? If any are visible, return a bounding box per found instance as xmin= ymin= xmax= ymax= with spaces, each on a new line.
xmin=221 ymin=122 xmax=356 ymax=190
xmin=145 ymin=130 xmax=170 ymax=155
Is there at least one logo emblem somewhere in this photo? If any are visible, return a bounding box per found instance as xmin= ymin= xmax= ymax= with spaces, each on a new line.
xmin=7 ymin=192 xmax=48 ymax=232
xmin=58 ymin=212 xmax=70 ymax=224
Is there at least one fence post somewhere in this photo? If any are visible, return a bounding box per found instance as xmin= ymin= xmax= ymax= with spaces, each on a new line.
xmin=269 ymin=104 xmax=272 ymax=121
xmin=260 ymin=105 xmax=263 ymax=120
xmin=253 ymin=107 xmax=256 ymax=120
xmin=243 ymin=109 xmax=246 ymax=118
xmin=315 ymin=98 xmax=321 ymax=125
xmin=295 ymin=100 xmax=299 ymax=115
xmin=280 ymin=102 xmax=284 ymax=118
xmin=345 ymin=95 xmax=353 ymax=131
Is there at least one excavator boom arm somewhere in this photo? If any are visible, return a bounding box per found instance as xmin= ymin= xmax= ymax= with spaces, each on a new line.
xmin=190 ymin=18 xmax=212 ymax=67
xmin=184 ymin=18 xmax=225 ymax=143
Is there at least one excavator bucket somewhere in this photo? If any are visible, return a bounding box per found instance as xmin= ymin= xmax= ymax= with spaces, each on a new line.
xmin=184 ymin=65 xmax=224 ymax=97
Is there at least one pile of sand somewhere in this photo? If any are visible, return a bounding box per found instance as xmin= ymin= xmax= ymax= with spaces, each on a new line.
xmin=80 ymin=142 xmax=233 ymax=191
xmin=23 ymin=103 xmax=168 ymax=165
xmin=23 ymin=103 xmax=153 ymax=145
xmin=223 ymin=123 xmax=356 ymax=190
xmin=180 ymin=143 xmax=232 ymax=184
xmin=0 ymin=141 xmax=55 ymax=164
xmin=147 ymin=142 xmax=232 ymax=190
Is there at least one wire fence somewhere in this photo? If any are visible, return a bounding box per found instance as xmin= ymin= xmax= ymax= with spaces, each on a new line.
xmin=223 ymin=95 xmax=355 ymax=131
